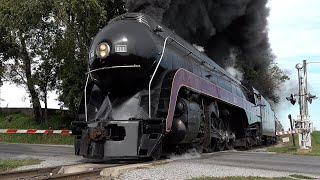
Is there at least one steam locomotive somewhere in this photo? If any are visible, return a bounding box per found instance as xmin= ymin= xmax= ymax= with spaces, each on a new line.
xmin=71 ymin=13 xmax=278 ymax=160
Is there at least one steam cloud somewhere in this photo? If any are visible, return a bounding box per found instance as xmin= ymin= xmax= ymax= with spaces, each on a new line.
xmin=125 ymin=0 xmax=272 ymax=73
xmin=169 ymin=148 xmax=201 ymax=160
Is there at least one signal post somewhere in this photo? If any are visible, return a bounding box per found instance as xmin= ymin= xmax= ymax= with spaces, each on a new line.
xmin=287 ymin=60 xmax=317 ymax=151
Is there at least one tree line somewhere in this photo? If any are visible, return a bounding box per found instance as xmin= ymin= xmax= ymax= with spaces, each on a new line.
xmin=0 ymin=0 xmax=126 ymax=122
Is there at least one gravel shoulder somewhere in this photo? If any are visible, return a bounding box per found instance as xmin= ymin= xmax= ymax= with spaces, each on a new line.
xmin=118 ymin=150 xmax=320 ymax=180
xmin=119 ymin=161 xmax=305 ymax=180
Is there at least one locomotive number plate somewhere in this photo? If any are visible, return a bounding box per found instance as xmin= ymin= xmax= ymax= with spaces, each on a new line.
xmin=115 ymin=45 xmax=127 ymax=53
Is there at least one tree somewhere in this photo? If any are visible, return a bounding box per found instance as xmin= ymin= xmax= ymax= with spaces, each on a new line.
xmin=52 ymin=0 xmax=126 ymax=114
xmin=239 ymin=60 xmax=289 ymax=106
xmin=34 ymin=59 xmax=58 ymax=121
xmin=0 ymin=0 xmax=55 ymax=122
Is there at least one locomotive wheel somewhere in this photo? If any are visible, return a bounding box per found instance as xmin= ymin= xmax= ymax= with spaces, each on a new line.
xmin=226 ymin=140 xmax=234 ymax=150
xmin=151 ymin=142 xmax=162 ymax=160
xmin=245 ymin=138 xmax=252 ymax=150
xmin=214 ymin=118 xmax=226 ymax=151
xmin=216 ymin=138 xmax=225 ymax=151
xmin=210 ymin=138 xmax=217 ymax=152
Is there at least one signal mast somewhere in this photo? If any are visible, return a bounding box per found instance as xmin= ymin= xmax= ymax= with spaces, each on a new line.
xmin=286 ymin=60 xmax=317 ymax=151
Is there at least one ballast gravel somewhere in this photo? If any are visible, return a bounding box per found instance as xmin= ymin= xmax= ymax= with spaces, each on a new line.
xmin=119 ymin=161 xmax=308 ymax=180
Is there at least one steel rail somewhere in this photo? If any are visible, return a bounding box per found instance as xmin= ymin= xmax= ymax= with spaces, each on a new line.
xmin=0 ymin=166 xmax=58 ymax=180
xmin=0 ymin=164 xmax=122 ymax=180
xmin=44 ymin=164 xmax=121 ymax=180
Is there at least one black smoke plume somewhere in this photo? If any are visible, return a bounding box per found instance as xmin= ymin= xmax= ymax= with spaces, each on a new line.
xmin=126 ymin=0 xmax=275 ymax=100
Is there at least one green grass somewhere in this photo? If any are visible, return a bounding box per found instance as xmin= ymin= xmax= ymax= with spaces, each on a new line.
xmin=267 ymin=131 xmax=320 ymax=156
xmin=0 ymin=112 xmax=73 ymax=145
xmin=190 ymin=177 xmax=295 ymax=180
xmin=0 ymin=159 xmax=42 ymax=172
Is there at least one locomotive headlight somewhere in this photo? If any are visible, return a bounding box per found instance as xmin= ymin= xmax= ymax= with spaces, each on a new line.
xmin=96 ymin=42 xmax=110 ymax=59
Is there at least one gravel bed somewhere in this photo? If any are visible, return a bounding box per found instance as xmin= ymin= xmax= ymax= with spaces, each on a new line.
xmin=119 ymin=161 xmax=314 ymax=180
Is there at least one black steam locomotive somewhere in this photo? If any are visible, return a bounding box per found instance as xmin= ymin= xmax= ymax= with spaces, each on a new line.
xmin=71 ymin=13 xmax=277 ymax=160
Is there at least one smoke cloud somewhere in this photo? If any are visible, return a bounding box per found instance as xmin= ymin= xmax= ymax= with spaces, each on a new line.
xmin=125 ymin=0 xmax=272 ymax=74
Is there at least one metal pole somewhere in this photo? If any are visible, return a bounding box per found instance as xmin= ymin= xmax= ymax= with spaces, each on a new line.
xmin=302 ymin=60 xmax=311 ymax=150
xmin=303 ymin=60 xmax=308 ymax=116
xmin=297 ymin=66 xmax=306 ymax=149
xmin=297 ymin=68 xmax=303 ymax=127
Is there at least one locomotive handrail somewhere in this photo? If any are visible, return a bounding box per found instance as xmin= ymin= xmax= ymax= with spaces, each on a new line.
xmin=86 ymin=65 xmax=141 ymax=74
xmin=148 ymin=36 xmax=172 ymax=118
xmin=84 ymin=74 xmax=90 ymax=121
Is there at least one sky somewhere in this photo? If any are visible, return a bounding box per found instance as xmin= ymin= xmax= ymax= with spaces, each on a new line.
xmin=267 ymin=0 xmax=320 ymax=130
xmin=1 ymin=0 xmax=320 ymax=130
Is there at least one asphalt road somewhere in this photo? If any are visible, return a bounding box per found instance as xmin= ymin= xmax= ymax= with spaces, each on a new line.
xmin=191 ymin=151 xmax=320 ymax=176
xmin=1 ymin=143 xmax=320 ymax=176
xmin=0 ymin=143 xmax=74 ymax=156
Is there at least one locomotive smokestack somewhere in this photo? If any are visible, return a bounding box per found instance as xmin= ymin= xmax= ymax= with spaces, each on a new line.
xmin=125 ymin=0 xmax=271 ymax=70
xmin=125 ymin=0 xmax=171 ymax=22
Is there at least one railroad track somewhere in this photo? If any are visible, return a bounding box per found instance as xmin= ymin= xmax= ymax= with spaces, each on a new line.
xmin=0 ymin=163 xmax=123 ymax=180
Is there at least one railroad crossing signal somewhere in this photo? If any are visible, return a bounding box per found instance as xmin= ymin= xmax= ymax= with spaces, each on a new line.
xmin=286 ymin=94 xmax=296 ymax=105
xmin=285 ymin=60 xmax=318 ymax=151
xmin=306 ymin=93 xmax=317 ymax=104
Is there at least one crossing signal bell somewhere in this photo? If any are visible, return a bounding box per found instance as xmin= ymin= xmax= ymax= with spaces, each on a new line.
xmin=286 ymin=94 xmax=296 ymax=105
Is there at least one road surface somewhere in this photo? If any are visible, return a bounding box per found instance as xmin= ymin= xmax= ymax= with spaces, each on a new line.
xmin=1 ymin=143 xmax=320 ymax=176
xmin=0 ymin=143 xmax=74 ymax=156
xmin=195 ymin=151 xmax=320 ymax=175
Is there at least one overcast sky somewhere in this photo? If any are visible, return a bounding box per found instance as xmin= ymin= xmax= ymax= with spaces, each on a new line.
xmin=1 ymin=0 xmax=319 ymax=130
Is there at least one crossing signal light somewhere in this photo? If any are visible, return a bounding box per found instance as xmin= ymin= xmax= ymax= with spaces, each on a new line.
xmin=306 ymin=93 xmax=317 ymax=104
xmin=286 ymin=94 xmax=296 ymax=105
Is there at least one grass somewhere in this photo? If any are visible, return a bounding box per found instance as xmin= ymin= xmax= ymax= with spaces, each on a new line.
xmin=0 ymin=159 xmax=42 ymax=172
xmin=267 ymin=131 xmax=320 ymax=156
xmin=189 ymin=177 xmax=295 ymax=180
xmin=0 ymin=112 xmax=74 ymax=145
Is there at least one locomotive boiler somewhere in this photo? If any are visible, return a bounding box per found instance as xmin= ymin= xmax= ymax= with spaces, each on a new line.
xmin=71 ymin=13 xmax=277 ymax=160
